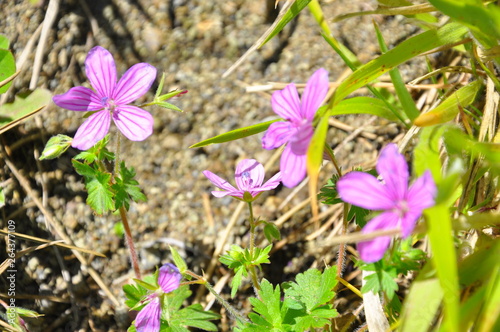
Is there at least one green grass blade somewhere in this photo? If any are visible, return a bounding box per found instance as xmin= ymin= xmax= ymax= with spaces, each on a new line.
xmin=332 ymin=22 xmax=468 ymax=104
xmin=373 ymin=21 xmax=420 ymax=121
xmin=189 ymin=119 xmax=278 ymax=148
xmin=330 ymin=96 xmax=399 ymax=121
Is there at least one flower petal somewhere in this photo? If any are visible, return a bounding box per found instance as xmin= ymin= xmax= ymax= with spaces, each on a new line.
xmin=158 ymin=263 xmax=182 ymax=293
xmin=289 ymin=122 xmax=313 ymax=155
xmin=135 ymin=297 xmax=161 ymax=332
xmin=112 ymin=105 xmax=153 ymax=141
xmin=407 ymin=170 xmax=437 ymax=211
xmin=71 ymin=110 xmax=111 ymax=150
xmin=53 ymin=86 xmax=103 ymax=112
xmin=336 ymin=172 xmax=395 ymax=210
xmin=358 ymin=211 xmax=399 ymax=263
xmin=85 ymin=46 xmax=117 ymax=98
xmin=114 ymin=63 xmax=157 ymax=105
xmin=280 ymin=144 xmax=307 ymax=188
xmin=271 ymin=83 xmax=302 ymax=123
xmin=258 ymin=171 xmax=282 ymax=191
xmin=376 ymin=143 xmax=409 ymax=201
xmin=235 ymin=159 xmax=264 ymax=191
xmin=262 ymin=121 xmax=296 ymax=150
xmin=300 ymin=68 xmax=329 ymax=120
xmin=203 ymin=170 xmax=238 ymax=194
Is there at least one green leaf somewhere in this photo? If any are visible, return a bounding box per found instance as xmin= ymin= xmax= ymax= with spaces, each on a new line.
xmin=0 ymin=48 xmax=15 ymax=93
xmin=112 ymin=162 xmax=147 ymax=210
xmin=361 ymin=268 xmax=399 ymax=301
xmin=123 ymin=283 xmax=148 ymax=308
xmin=190 ymin=119 xmax=278 ymax=148
xmin=424 ymin=204 xmax=460 ymax=332
xmin=260 ymin=0 xmax=312 ymax=47
xmin=330 ymin=96 xmax=400 ymax=122
xmin=252 ymin=245 xmax=272 ymax=266
xmin=0 ymin=89 xmax=50 ymax=133
xmin=87 ymin=171 xmax=115 ymax=215
xmin=284 ymin=267 xmax=338 ymax=313
xmin=248 ymin=279 xmax=287 ymax=330
xmin=169 ymin=245 xmax=188 ymax=274
xmin=414 ymin=80 xmax=483 ymax=126
xmin=72 ymin=159 xmax=98 ymax=178
xmin=332 ymin=22 xmax=469 ymax=105
xmin=0 ymin=34 xmax=9 ymax=49
xmin=40 ymin=134 xmax=73 ymax=160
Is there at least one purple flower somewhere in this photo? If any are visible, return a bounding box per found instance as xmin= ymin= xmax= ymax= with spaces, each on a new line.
xmin=53 ymin=46 xmax=157 ymax=150
xmin=336 ymin=144 xmax=436 ymax=263
xmin=262 ymin=68 xmax=329 ymax=188
xmin=203 ymin=159 xmax=281 ymax=201
xmin=135 ymin=263 xmax=181 ymax=332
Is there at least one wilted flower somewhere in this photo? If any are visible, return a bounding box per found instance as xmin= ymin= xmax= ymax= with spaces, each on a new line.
xmin=203 ymin=159 xmax=281 ymax=201
xmin=53 ymin=46 xmax=157 ymax=150
xmin=135 ymin=263 xmax=182 ymax=332
xmin=336 ymin=144 xmax=437 ymax=263
xmin=262 ymin=68 xmax=329 ymax=188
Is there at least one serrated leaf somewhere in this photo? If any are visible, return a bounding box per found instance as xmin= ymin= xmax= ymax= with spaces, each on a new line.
xmin=248 ymin=279 xmax=286 ymax=329
xmin=361 ymin=268 xmax=399 ymax=300
xmin=87 ymin=171 xmax=114 ymax=215
xmin=263 ymin=222 xmax=281 ymax=242
xmin=72 ymin=159 xmax=97 ymax=178
xmin=231 ymin=267 xmax=245 ymax=298
xmin=112 ymin=162 xmax=147 ymax=210
xmin=253 ymin=245 xmax=272 ymax=266
xmin=172 ymin=303 xmax=220 ymax=331
xmin=123 ymin=283 xmax=148 ymax=308
xmin=190 ymin=119 xmax=278 ymax=148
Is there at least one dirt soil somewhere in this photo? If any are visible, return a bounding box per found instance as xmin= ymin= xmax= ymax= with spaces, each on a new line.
xmin=0 ymin=0 xmax=428 ymax=331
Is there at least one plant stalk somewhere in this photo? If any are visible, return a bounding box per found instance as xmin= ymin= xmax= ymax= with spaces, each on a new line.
xmin=119 ymin=206 xmax=141 ymax=279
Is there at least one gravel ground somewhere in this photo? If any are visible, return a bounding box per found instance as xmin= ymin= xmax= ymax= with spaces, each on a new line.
xmin=0 ymin=0 xmax=428 ymax=330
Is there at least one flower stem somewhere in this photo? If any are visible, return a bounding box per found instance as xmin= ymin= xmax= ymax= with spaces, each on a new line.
xmin=247 ymin=201 xmax=261 ymax=293
xmin=184 ymin=270 xmax=248 ymax=324
xmin=119 ymin=206 xmax=141 ymax=279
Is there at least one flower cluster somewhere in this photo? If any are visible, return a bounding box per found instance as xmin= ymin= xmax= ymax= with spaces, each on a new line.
xmin=337 ymin=144 xmax=436 ymax=262
xmin=53 ymin=46 xmax=157 ymax=150
xmin=135 ymin=263 xmax=182 ymax=332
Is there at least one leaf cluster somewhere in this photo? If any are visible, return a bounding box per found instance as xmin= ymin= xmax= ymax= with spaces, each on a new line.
xmin=219 ymin=245 xmax=272 ymax=298
xmin=237 ymin=267 xmax=338 ymax=331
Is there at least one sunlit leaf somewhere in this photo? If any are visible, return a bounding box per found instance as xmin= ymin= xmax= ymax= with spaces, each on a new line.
xmin=330 ymin=96 xmax=400 ymax=121
xmin=0 ymin=89 xmax=51 ymax=133
xmin=0 ymin=48 xmax=15 ymax=93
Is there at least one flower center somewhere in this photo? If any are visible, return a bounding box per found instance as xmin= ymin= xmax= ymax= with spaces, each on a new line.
xmin=101 ymin=96 xmax=117 ymax=112
xmin=241 ymin=171 xmax=253 ymax=188
xmin=394 ymin=200 xmax=410 ymax=218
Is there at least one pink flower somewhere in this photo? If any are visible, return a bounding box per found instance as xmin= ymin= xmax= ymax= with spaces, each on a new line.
xmin=262 ymin=68 xmax=329 ymax=188
xmin=203 ymin=159 xmax=281 ymax=201
xmin=336 ymin=144 xmax=437 ymax=263
xmin=53 ymin=46 xmax=157 ymax=150
xmin=135 ymin=263 xmax=181 ymax=332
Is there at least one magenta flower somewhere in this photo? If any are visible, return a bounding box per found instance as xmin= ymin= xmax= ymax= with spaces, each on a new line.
xmin=53 ymin=46 xmax=157 ymax=150
xmin=336 ymin=144 xmax=437 ymax=263
xmin=262 ymin=68 xmax=329 ymax=188
xmin=135 ymin=263 xmax=182 ymax=332
xmin=203 ymin=159 xmax=281 ymax=201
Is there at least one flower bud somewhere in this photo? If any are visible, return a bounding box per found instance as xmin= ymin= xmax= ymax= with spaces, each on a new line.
xmin=39 ymin=135 xmax=72 ymax=160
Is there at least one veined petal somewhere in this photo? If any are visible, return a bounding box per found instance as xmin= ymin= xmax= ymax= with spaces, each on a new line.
xmin=336 ymin=172 xmax=395 ymax=210
xmin=114 ymin=63 xmax=157 ymax=105
xmin=71 ymin=110 xmax=111 ymax=150
xmin=235 ymin=159 xmax=264 ymax=190
xmin=158 ymin=263 xmax=181 ymax=293
xmin=258 ymin=171 xmax=282 ymax=191
xmin=376 ymin=144 xmax=409 ymax=201
xmin=271 ymin=83 xmax=302 ymax=123
xmin=203 ymin=170 xmax=238 ymax=193
xmin=52 ymin=86 xmax=102 ymax=112
xmin=212 ymin=189 xmax=244 ymax=198
xmin=113 ymin=105 xmax=153 ymax=141
xmin=358 ymin=211 xmax=400 ymax=263
xmin=400 ymin=209 xmax=422 ymax=238
xmin=300 ymin=68 xmax=329 ymax=120
xmin=289 ymin=121 xmax=313 ymax=155
xmin=407 ymin=170 xmax=437 ymax=211
xmin=135 ymin=297 xmax=161 ymax=332
xmin=85 ymin=46 xmax=117 ymax=98
xmin=262 ymin=121 xmax=296 ymax=150
xmin=280 ymin=144 xmax=307 ymax=188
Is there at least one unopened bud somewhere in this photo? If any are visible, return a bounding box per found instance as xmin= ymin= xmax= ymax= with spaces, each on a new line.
xmin=39 ymin=134 xmax=72 ymax=160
